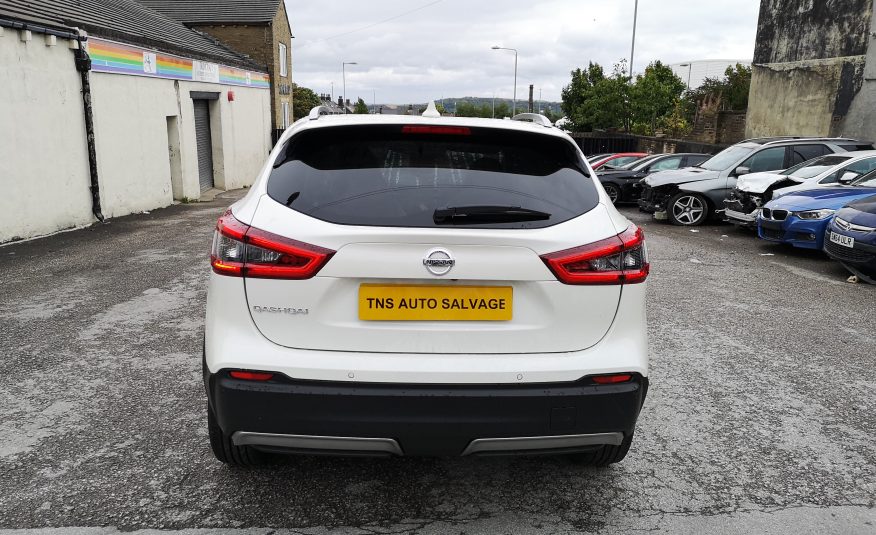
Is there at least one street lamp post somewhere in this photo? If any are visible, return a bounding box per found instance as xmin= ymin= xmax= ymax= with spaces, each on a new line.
xmin=342 ymin=61 xmax=357 ymax=114
xmin=491 ymin=46 xmax=518 ymax=116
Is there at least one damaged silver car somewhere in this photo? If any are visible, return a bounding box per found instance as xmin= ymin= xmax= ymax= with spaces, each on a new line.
xmin=638 ymin=137 xmax=872 ymax=226
xmin=724 ymin=152 xmax=876 ymax=227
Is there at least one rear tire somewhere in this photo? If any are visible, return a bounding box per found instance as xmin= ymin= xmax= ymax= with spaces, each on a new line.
xmin=207 ymin=402 xmax=265 ymax=466
xmin=603 ymin=183 xmax=622 ymax=205
xmin=570 ymin=433 xmax=634 ymax=466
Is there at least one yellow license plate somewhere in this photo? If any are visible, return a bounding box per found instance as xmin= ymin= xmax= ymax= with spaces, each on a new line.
xmin=359 ymin=284 xmax=513 ymax=321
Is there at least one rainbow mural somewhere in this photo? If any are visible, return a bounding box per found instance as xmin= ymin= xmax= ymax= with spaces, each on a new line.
xmin=88 ymin=38 xmax=269 ymax=89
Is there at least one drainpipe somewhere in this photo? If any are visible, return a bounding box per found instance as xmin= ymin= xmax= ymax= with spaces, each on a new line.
xmin=0 ymin=18 xmax=103 ymax=221
xmin=72 ymin=32 xmax=104 ymax=221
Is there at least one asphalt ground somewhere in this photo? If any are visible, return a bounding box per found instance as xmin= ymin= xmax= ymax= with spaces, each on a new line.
xmin=1 ymin=192 xmax=874 ymax=534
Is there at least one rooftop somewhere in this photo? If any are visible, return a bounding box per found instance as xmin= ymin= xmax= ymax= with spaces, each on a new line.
xmin=137 ymin=0 xmax=282 ymax=25
xmin=0 ymin=0 xmax=262 ymax=70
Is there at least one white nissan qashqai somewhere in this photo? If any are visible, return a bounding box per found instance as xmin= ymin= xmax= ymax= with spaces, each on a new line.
xmin=204 ymin=108 xmax=649 ymax=466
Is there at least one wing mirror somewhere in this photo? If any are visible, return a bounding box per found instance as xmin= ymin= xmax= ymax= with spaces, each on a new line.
xmin=838 ymin=171 xmax=857 ymax=184
xmin=734 ymin=166 xmax=751 ymax=177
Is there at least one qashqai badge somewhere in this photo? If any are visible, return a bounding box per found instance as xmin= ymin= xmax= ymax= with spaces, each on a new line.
xmin=423 ymin=248 xmax=455 ymax=276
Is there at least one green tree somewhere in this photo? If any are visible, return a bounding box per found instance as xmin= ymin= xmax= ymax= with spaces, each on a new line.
xmin=292 ymin=83 xmax=321 ymax=120
xmin=681 ymin=63 xmax=752 ymax=123
xmin=629 ymin=61 xmax=686 ymax=135
xmin=353 ymin=97 xmax=369 ymax=114
xmin=561 ymin=60 xmax=629 ymax=132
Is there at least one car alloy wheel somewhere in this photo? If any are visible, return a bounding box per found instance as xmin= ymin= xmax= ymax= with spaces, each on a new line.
xmin=604 ymin=183 xmax=621 ymax=205
xmin=669 ymin=193 xmax=706 ymax=226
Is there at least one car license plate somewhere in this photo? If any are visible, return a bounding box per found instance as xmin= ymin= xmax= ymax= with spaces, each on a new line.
xmin=830 ymin=232 xmax=855 ymax=248
xmin=359 ymin=284 xmax=512 ymax=321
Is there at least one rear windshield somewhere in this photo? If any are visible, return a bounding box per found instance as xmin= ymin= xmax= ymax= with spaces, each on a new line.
xmin=267 ymin=125 xmax=599 ymax=229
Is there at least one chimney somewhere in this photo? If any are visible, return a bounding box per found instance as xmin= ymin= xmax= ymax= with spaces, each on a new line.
xmin=338 ymin=96 xmax=344 ymax=107
xmin=529 ymin=84 xmax=534 ymax=113
xmin=346 ymin=99 xmax=351 ymax=106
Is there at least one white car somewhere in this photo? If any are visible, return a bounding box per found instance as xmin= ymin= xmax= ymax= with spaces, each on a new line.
xmin=204 ymin=108 xmax=649 ymax=466
xmin=724 ymin=151 xmax=876 ymax=226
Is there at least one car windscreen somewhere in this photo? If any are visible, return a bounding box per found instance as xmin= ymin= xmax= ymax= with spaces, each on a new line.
xmin=626 ymin=155 xmax=660 ymax=170
xmin=267 ymin=125 xmax=599 ymax=229
xmin=697 ymin=145 xmax=755 ymax=171
xmin=790 ymin=155 xmax=851 ymax=179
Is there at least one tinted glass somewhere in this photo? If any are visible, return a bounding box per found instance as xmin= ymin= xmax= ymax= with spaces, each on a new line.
xmin=267 ymin=125 xmax=600 ymax=229
xmin=840 ymin=144 xmax=875 ymax=151
xmin=790 ymin=144 xmax=829 ymax=165
xmin=852 ymin=169 xmax=876 ymax=187
xmin=686 ymin=155 xmax=709 ymax=166
xmin=698 ymin=146 xmax=755 ymax=171
xmin=789 ymin=155 xmax=850 ymax=180
xmin=741 ymin=147 xmax=786 ymax=173
xmin=821 ymin=157 xmax=876 ymax=184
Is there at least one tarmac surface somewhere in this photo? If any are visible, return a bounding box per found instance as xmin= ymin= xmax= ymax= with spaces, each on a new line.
xmin=1 ymin=191 xmax=874 ymax=534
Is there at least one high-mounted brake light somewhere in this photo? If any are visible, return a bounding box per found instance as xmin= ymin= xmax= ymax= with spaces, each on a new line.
xmin=402 ymin=125 xmax=471 ymax=136
xmin=229 ymin=370 xmax=275 ymax=381
xmin=591 ymin=374 xmax=634 ymax=384
xmin=540 ymin=226 xmax=649 ymax=285
xmin=210 ymin=210 xmax=335 ymax=279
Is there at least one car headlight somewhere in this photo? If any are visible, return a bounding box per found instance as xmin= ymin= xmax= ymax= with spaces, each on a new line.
xmin=793 ymin=209 xmax=835 ymax=220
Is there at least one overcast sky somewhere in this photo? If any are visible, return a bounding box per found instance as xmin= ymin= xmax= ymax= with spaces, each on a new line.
xmin=284 ymin=0 xmax=760 ymax=105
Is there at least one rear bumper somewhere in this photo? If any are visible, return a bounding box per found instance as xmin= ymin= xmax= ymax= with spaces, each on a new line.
xmin=207 ymin=372 xmax=648 ymax=456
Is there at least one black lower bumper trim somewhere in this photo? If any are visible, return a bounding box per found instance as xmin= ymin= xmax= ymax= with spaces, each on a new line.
xmin=208 ymin=373 xmax=648 ymax=456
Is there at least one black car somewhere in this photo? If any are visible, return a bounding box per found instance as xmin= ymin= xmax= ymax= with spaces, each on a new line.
xmin=597 ymin=153 xmax=710 ymax=205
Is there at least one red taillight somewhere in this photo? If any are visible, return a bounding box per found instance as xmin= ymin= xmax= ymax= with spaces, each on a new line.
xmin=402 ymin=125 xmax=471 ymax=136
xmin=591 ymin=374 xmax=633 ymax=384
xmin=229 ymin=370 xmax=275 ymax=381
xmin=540 ymin=226 xmax=649 ymax=285
xmin=210 ymin=210 xmax=335 ymax=279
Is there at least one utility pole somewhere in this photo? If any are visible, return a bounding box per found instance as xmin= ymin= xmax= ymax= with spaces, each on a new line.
xmin=528 ymin=84 xmax=534 ymax=113
xmin=538 ymin=87 xmax=542 ymax=114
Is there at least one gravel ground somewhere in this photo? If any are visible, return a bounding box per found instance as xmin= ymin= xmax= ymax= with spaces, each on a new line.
xmin=1 ymin=192 xmax=874 ymax=534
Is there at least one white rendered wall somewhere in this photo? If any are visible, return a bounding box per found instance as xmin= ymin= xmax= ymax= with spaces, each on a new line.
xmin=0 ymin=29 xmax=94 ymax=243
xmin=90 ymin=75 xmax=272 ymax=216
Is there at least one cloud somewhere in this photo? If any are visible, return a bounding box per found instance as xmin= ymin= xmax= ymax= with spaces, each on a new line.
xmin=285 ymin=0 xmax=759 ymax=104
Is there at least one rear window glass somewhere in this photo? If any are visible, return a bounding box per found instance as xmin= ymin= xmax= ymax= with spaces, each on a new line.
xmin=267 ymin=125 xmax=599 ymax=229
xmin=840 ymin=144 xmax=875 ymax=151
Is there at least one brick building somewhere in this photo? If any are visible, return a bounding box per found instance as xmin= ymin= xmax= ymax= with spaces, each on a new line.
xmin=140 ymin=0 xmax=293 ymax=140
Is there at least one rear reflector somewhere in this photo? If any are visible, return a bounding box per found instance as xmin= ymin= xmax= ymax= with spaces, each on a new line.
xmin=540 ymin=225 xmax=649 ymax=285
xmin=210 ymin=210 xmax=335 ymax=279
xmin=229 ymin=370 xmax=275 ymax=381
xmin=402 ymin=125 xmax=471 ymax=136
xmin=591 ymin=374 xmax=633 ymax=384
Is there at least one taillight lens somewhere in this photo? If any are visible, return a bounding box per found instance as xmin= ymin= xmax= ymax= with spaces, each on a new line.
xmin=540 ymin=226 xmax=649 ymax=285
xmin=591 ymin=373 xmax=634 ymax=384
xmin=210 ymin=210 xmax=335 ymax=279
xmin=229 ymin=370 xmax=275 ymax=381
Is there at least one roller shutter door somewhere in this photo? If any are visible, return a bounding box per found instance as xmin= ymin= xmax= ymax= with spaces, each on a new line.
xmin=193 ymin=100 xmax=214 ymax=192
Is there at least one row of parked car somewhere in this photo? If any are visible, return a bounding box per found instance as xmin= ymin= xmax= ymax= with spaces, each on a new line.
xmin=589 ymin=137 xmax=876 ymax=284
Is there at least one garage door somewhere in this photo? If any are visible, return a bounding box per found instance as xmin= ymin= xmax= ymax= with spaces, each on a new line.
xmin=193 ymin=99 xmax=214 ymax=192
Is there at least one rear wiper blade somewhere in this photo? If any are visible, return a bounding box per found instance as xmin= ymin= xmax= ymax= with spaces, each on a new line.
xmin=433 ymin=205 xmax=551 ymax=225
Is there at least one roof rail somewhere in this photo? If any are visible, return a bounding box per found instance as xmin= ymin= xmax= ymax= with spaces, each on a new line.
xmin=511 ymin=113 xmax=554 ymax=127
xmin=308 ymin=105 xmax=341 ymax=120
